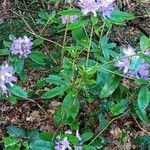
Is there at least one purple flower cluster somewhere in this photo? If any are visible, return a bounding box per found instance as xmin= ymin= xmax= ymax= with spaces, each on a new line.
xmin=115 ymin=46 xmax=150 ymax=79
xmin=61 ymin=15 xmax=78 ymax=24
xmin=0 ymin=63 xmax=17 ymax=94
xmin=55 ymin=130 xmax=82 ymax=150
xmin=78 ymin=0 xmax=115 ymax=17
xmin=78 ymin=0 xmax=99 ymax=17
xmin=98 ymin=0 xmax=116 ymax=18
xmin=11 ymin=36 xmax=33 ymax=58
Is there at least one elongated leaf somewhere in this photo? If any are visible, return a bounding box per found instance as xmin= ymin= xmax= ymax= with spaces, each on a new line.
xmin=58 ymin=9 xmax=81 ymax=15
xmin=14 ymin=58 xmax=24 ymax=74
xmin=83 ymin=145 xmax=96 ymax=150
xmin=137 ymin=85 xmax=150 ymax=110
xmin=140 ymin=36 xmax=150 ymax=51
xmin=30 ymin=140 xmax=54 ymax=150
xmin=26 ymin=130 xmax=39 ymax=141
xmin=47 ymin=75 xmax=66 ymax=85
xmin=40 ymin=132 xmax=53 ymax=142
xmin=63 ymin=57 xmax=73 ymax=69
xmin=9 ymin=85 xmax=28 ymax=98
xmin=98 ymin=113 xmax=109 ymax=130
xmin=7 ymin=126 xmax=25 ymax=138
xmin=81 ymin=132 xmax=94 ymax=143
xmin=68 ymin=19 xmax=89 ymax=30
xmin=29 ymin=51 xmax=47 ymax=65
xmin=136 ymin=106 xmax=149 ymax=124
xmin=61 ymin=92 xmax=79 ymax=119
xmin=141 ymin=54 xmax=150 ymax=64
xmin=41 ymin=86 xmax=68 ymax=99
xmin=0 ymin=48 xmax=10 ymax=55
xmin=3 ymin=137 xmax=21 ymax=150
xmin=110 ymin=99 xmax=128 ymax=116
xmin=33 ymin=38 xmax=44 ymax=46
xmin=110 ymin=11 xmax=135 ymax=24
xmin=100 ymin=76 xmax=121 ymax=98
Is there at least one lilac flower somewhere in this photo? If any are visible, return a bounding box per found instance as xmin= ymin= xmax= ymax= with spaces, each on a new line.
xmin=98 ymin=0 xmax=115 ymax=18
xmin=115 ymin=46 xmax=150 ymax=79
xmin=55 ymin=130 xmax=83 ymax=150
xmin=55 ymin=137 xmax=72 ymax=150
xmin=137 ymin=63 xmax=149 ymax=79
xmin=0 ymin=63 xmax=17 ymax=94
xmin=61 ymin=15 xmax=78 ymax=24
xmin=145 ymin=49 xmax=150 ymax=55
xmin=115 ymin=46 xmax=135 ymax=73
xmin=74 ymin=130 xmax=83 ymax=150
xmin=11 ymin=36 xmax=33 ymax=58
xmin=123 ymin=45 xmax=135 ymax=57
xmin=78 ymin=0 xmax=100 ymax=16
xmin=115 ymin=58 xmax=130 ymax=74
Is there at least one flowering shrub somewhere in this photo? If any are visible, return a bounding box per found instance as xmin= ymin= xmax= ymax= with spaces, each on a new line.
xmin=1 ymin=0 xmax=150 ymax=150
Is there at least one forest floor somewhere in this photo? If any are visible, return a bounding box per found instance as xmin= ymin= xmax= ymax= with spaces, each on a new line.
xmin=0 ymin=0 xmax=150 ymax=149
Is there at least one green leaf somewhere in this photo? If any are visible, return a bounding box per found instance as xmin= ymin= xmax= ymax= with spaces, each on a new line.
xmin=29 ymin=51 xmax=47 ymax=65
xmin=141 ymin=53 xmax=150 ymax=65
xmin=98 ymin=113 xmax=109 ymax=130
xmin=135 ymin=135 xmax=150 ymax=148
xmin=63 ymin=57 xmax=73 ymax=70
xmin=70 ymin=120 xmax=80 ymax=130
xmin=9 ymin=85 xmax=28 ymax=98
xmin=40 ymin=132 xmax=53 ymax=141
xmin=110 ymin=11 xmax=135 ymax=24
xmin=100 ymin=76 xmax=121 ymax=98
xmin=3 ymin=137 xmax=21 ymax=150
xmin=81 ymin=132 xmax=94 ymax=143
xmin=110 ymin=99 xmax=128 ymax=116
xmin=3 ymin=41 xmax=11 ymax=48
xmin=66 ymin=134 xmax=79 ymax=145
xmin=8 ymin=95 xmax=17 ymax=104
xmin=72 ymin=28 xmax=88 ymax=45
xmin=61 ymin=92 xmax=79 ymax=119
xmin=140 ymin=36 xmax=150 ymax=51
xmin=58 ymin=9 xmax=81 ymax=15
xmin=68 ymin=18 xmax=89 ymax=30
xmin=33 ymin=38 xmax=44 ymax=46
xmin=100 ymin=36 xmax=116 ymax=60
xmin=47 ymin=75 xmax=66 ymax=85
xmin=136 ymin=107 xmax=149 ymax=124
xmin=83 ymin=145 xmax=96 ymax=150
xmin=14 ymin=57 xmax=24 ymax=74
xmin=0 ymin=48 xmax=10 ymax=55
xmin=7 ymin=126 xmax=26 ymax=138
xmin=137 ymin=85 xmax=150 ymax=110
xmin=41 ymin=85 xmax=68 ymax=99
xmin=54 ymin=108 xmax=62 ymax=125
xmin=30 ymin=140 xmax=54 ymax=150
xmin=26 ymin=130 xmax=39 ymax=141
xmin=18 ymin=70 xmax=28 ymax=81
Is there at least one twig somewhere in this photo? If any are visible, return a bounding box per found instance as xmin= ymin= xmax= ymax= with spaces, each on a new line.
xmin=89 ymin=110 xmax=129 ymax=145
xmin=24 ymin=98 xmax=52 ymax=121
xmin=130 ymin=111 xmax=150 ymax=134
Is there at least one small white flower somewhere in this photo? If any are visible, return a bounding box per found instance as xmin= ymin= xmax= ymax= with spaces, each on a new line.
xmin=123 ymin=46 xmax=135 ymax=56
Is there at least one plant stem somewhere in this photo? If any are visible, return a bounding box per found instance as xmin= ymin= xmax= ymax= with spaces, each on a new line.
xmin=89 ymin=110 xmax=129 ymax=145
xmin=61 ymin=23 xmax=69 ymax=61
xmin=86 ymin=25 xmax=94 ymax=67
